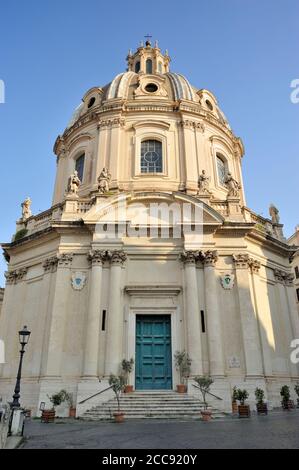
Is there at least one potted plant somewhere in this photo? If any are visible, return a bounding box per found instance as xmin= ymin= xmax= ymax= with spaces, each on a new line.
xmin=294 ymin=383 xmax=299 ymax=408
xmin=109 ymin=374 xmax=126 ymax=423
xmin=231 ymin=386 xmax=238 ymax=414
xmin=255 ymin=388 xmax=268 ymax=415
xmin=62 ymin=391 xmax=76 ymax=418
xmin=121 ymin=358 xmax=134 ymax=393
xmin=236 ymin=389 xmax=250 ymax=418
xmin=42 ymin=390 xmax=65 ymax=423
xmin=193 ymin=375 xmax=214 ymax=422
xmin=174 ymin=350 xmax=191 ymax=393
xmin=280 ymin=385 xmax=293 ymax=410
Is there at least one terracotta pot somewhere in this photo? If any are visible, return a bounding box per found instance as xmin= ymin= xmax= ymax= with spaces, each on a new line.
xmin=282 ymin=400 xmax=294 ymax=410
xmin=114 ymin=412 xmax=125 ymax=423
xmin=201 ymin=409 xmax=212 ymax=422
xmin=232 ymin=401 xmax=238 ymax=414
xmin=124 ymin=385 xmax=134 ymax=394
xmin=176 ymin=384 xmax=187 ymax=393
xmin=256 ymin=403 xmax=268 ymax=415
xmin=41 ymin=409 xmax=56 ymax=423
xmin=238 ymin=404 xmax=251 ymax=418
xmin=69 ymin=407 xmax=76 ymax=418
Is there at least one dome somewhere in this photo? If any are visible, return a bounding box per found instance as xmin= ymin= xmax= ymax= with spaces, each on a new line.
xmin=65 ymin=42 xmax=231 ymax=131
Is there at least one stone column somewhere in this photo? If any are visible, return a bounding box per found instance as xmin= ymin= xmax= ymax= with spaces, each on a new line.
xmin=180 ymin=251 xmax=203 ymax=375
xmin=284 ymin=273 xmax=299 ymax=340
xmin=104 ymin=250 xmax=127 ymax=375
xmin=82 ymin=250 xmax=108 ymax=378
xmin=249 ymin=259 xmax=273 ymax=377
xmin=202 ymin=250 xmax=225 ymax=377
xmin=233 ymin=254 xmax=263 ymax=377
xmin=274 ymin=269 xmax=298 ymax=377
xmin=44 ymin=253 xmax=73 ymax=377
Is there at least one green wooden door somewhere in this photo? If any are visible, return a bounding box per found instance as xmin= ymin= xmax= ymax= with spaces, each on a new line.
xmin=135 ymin=315 xmax=172 ymax=390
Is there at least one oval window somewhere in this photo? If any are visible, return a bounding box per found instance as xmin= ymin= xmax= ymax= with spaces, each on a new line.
xmin=88 ymin=97 xmax=96 ymax=108
xmin=206 ymin=100 xmax=213 ymax=111
xmin=145 ymin=83 xmax=158 ymax=93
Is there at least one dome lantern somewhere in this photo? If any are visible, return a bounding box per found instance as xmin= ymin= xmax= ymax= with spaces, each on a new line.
xmin=126 ymin=40 xmax=171 ymax=75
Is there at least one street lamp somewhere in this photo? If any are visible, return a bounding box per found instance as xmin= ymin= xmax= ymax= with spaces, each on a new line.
xmin=10 ymin=325 xmax=31 ymax=409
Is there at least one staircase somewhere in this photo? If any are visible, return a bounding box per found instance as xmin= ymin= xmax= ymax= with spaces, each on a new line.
xmin=81 ymin=391 xmax=225 ymax=420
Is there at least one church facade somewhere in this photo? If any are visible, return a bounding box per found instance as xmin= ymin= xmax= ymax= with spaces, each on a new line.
xmin=0 ymin=41 xmax=298 ymax=415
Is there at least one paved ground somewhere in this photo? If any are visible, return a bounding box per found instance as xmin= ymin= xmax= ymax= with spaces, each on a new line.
xmin=19 ymin=410 xmax=299 ymax=449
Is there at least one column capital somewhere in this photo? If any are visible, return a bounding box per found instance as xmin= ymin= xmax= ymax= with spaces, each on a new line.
xmin=285 ymin=273 xmax=295 ymax=286
xmin=233 ymin=253 xmax=250 ymax=269
xmin=43 ymin=256 xmax=59 ymax=273
xmin=5 ymin=267 xmax=28 ymax=284
xmin=274 ymin=269 xmax=286 ymax=283
xmin=180 ymin=250 xmax=200 ymax=265
xmin=4 ymin=270 xmax=18 ymax=285
xmin=88 ymin=249 xmax=110 ymax=266
xmin=202 ymin=250 xmax=218 ymax=267
xmin=248 ymin=258 xmax=261 ymax=273
xmin=110 ymin=250 xmax=127 ymax=265
xmin=57 ymin=252 xmax=73 ymax=267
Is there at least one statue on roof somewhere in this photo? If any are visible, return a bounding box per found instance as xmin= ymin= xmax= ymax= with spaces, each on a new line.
xmin=197 ymin=170 xmax=211 ymax=195
xmin=98 ymin=167 xmax=111 ymax=194
xmin=269 ymin=204 xmax=280 ymax=224
xmin=21 ymin=197 xmax=32 ymax=221
xmin=225 ymin=172 xmax=241 ymax=198
xmin=67 ymin=170 xmax=81 ymax=195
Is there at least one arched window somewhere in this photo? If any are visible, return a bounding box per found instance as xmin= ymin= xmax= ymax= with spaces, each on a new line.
xmin=146 ymin=59 xmax=152 ymax=74
xmin=75 ymin=153 xmax=85 ymax=182
xmin=216 ymin=154 xmax=226 ymax=186
xmin=135 ymin=61 xmax=140 ymax=73
xmin=141 ymin=140 xmax=162 ymax=173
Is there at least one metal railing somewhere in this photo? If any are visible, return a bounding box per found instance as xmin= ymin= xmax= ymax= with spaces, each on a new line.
xmin=192 ymin=384 xmax=223 ymax=401
xmin=78 ymin=385 xmax=114 ymax=405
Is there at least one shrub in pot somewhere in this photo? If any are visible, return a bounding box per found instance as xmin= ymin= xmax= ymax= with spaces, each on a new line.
xmin=121 ymin=358 xmax=134 ymax=393
xmin=174 ymin=351 xmax=191 ymax=393
xmin=109 ymin=374 xmax=126 ymax=423
xmin=236 ymin=389 xmax=250 ymax=418
xmin=231 ymin=386 xmax=238 ymax=414
xmin=193 ymin=375 xmax=214 ymax=422
xmin=280 ymin=385 xmax=293 ymax=410
xmin=42 ymin=390 xmax=65 ymax=423
xmin=62 ymin=391 xmax=76 ymax=418
xmin=294 ymin=384 xmax=299 ymax=408
xmin=255 ymin=388 xmax=268 ymax=415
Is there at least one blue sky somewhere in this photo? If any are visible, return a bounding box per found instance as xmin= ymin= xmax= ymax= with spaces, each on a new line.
xmin=0 ymin=0 xmax=298 ymax=286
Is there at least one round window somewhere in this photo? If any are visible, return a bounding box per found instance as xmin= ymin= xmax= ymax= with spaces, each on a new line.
xmin=206 ymin=100 xmax=213 ymax=111
xmin=145 ymin=83 xmax=158 ymax=93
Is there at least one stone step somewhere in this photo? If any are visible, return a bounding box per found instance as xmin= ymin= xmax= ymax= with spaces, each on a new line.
xmin=81 ymin=391 xmax=225 ymax=421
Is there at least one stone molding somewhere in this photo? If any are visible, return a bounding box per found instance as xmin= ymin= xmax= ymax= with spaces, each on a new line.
xmin=5 ymin=267 xmax=28 ymax=284
xmin=180 ymin=250 xmax=218 ymax=266
xmin=43 ymin=256 xmax=59 ymax=273
xmin=97 ymin=117 xmax=125 ymax=129
xmin=88 ymin=249 xmax=111 ymax=266
xmin=57 ymin=253 xmax=73 ymax=267
xmin=274 ymin=269 xmax=294 ymax=286
xmin=110 ymin=250 xmax=127 ymax=265
xmin=202 ymin=250 xmax=218 ymax=267
xmin=179 ymin=250 xmax=200 ymax=265
xmin=88 ymin=249 xmax=127 ymax=266
xmin=232 ymin=253 xmax=250 ymax=269
xmin=179 ymin=120 xmax=205 ymax=133
xmin=248 ymin=258 xmax=261 ymax=273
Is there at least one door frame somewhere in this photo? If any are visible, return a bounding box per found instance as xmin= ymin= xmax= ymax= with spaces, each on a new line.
xmin=127 ymin=308 xmax=179 ymax=390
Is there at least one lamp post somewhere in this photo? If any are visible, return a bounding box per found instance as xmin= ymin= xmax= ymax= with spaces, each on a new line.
xmin=10 ymin=325 xmax=31 ymax=409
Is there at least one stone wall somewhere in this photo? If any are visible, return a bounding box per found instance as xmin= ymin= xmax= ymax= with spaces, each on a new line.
xmin=0 ymin=404 xmax=11 ymax=449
